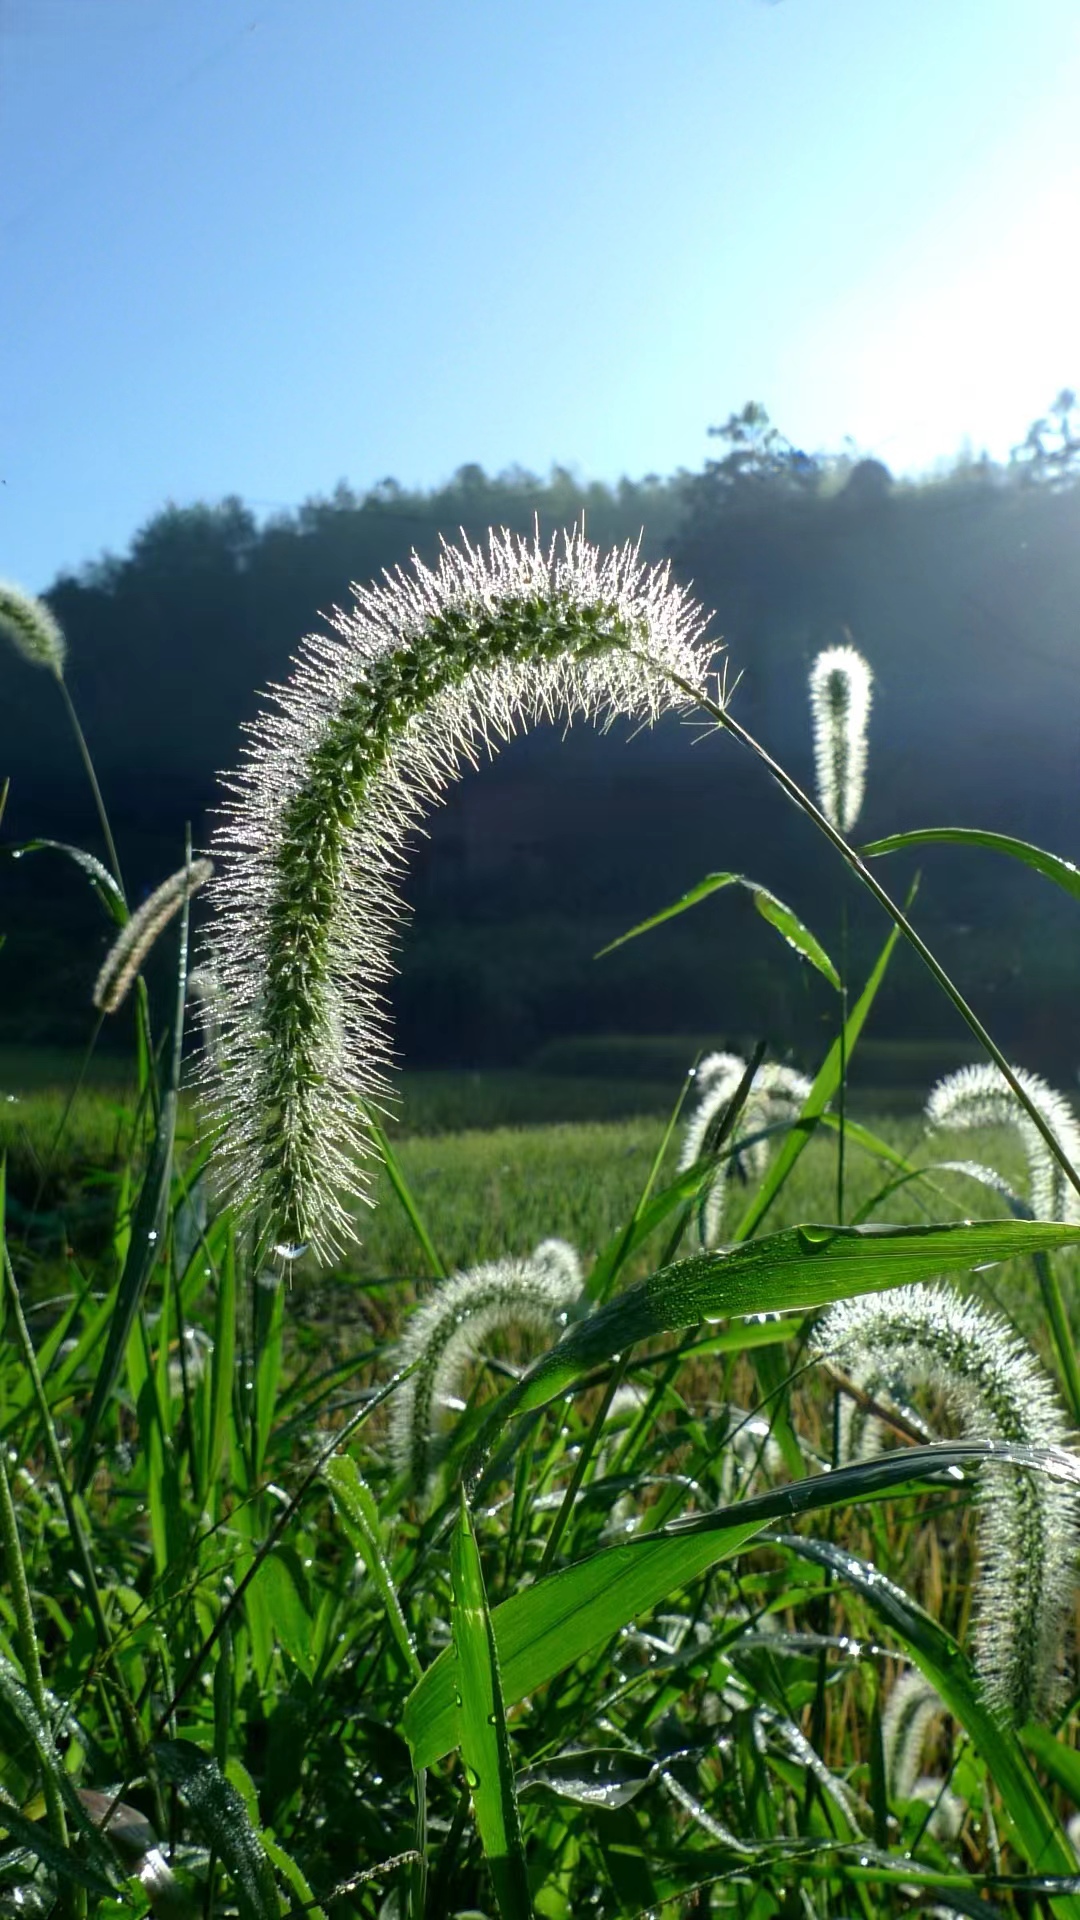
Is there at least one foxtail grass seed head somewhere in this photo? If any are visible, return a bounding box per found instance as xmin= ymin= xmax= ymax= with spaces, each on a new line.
xmin=882 ymin=1671 xmax=945 ymax=1803
xmin=808 ymin=643 xmax=872 ymax=833
xmin=817 ymin=1283 xmax=1079 ymax=1724
xmin=203 ymin=527 xmax=713 ymax=1261
xmin=679 ymin=1055 xmax=812 ymax=1245
xmin=93 ymin=858 xmax=214 ymax=1015
xmin=926 ymin=1062 xmax=1080 ymax=1223
xmin=389 ymin=1240 xmax=583 ymax=1494
xmin=0 ymin=580 xmax=66 ymax=675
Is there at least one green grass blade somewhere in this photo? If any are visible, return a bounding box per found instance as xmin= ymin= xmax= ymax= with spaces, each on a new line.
xmin=407 ymin=1438 xmax=1064 ymax=1769
xmin=749 ymin=883 xmax=840 ymax=989
xmin=594 ymin=871 xmax=742 ymax=952
xmin=505 ymin=1218 xmax=1080 ymax=1420
xmin=363 ymin=1101 xmax=446 ymax=1279
xmin=75 ymin=856 xmax=194 ymax=1489
xmin=587 ymin=1059 xmax=699 ymax=1304
xmin=779 ymin=1536 xmax=1080 ymax=1905
xmin=201 ymin=1221 xmax=238 ymax=1503
xmin=74 ymin=1084 xmax=176 ymax=1487
xmin=450 ymin=1493 xmax=532 ymax=1919
xmin=733 ymin=917 xmax=902 ymax=1241
xmin=155 ymin=1739 xmax=281 ymax=1920
xmin=863 ymin=826 xmax=1080 ymax=904
xmin=0 ymin=1798 xmax=115 ymax=1898
xmin=3 ymin=837 xmax=127 ymax=924
xmin=324 ymin=1455 xmax=421 ymax=1681
xmin=595 ymin=871 xmax=839 ymax=989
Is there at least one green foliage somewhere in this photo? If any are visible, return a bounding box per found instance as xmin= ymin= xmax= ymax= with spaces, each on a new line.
xmin=8 ymin=521 xmax=1080 ymax=1920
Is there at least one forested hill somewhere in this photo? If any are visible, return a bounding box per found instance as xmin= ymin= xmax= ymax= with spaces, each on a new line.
xmin=5 ymin=408 xmax=1080 ymax=1068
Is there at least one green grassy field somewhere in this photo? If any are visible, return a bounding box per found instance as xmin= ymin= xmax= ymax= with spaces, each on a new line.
xmin=5 ymin=1046 xmax=1066 ymax=1370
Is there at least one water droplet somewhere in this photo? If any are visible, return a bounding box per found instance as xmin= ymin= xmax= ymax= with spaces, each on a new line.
xmin=147 ymin=1229 xmax=158 ymax=1243
xmin=272 ymin=1241 xmax=308 ymax=1263
xmin=465 ymin=1765 xmax=480 ymax=1791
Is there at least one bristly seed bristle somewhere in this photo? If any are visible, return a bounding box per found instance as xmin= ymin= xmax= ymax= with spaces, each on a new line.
xmin=201 ymin=526 xmax=715 ymax=1262
xmin=808 ymin=643 xmax=872 ymax=834
xmin=93 ymin=859 xmax=214 ymax=1015
xmin=679 ymin=1053 xmax=812 ymax=1245
xmin=817 ymin=1282 xmax=1079 ymax=1725
xmin=0 ymin=579 xmax=67 ymax=676
xmin=926 ymin=1061 xmax=1080 ymax=1223
xmin=390 ymin=1239 xmax=582 ymax=1495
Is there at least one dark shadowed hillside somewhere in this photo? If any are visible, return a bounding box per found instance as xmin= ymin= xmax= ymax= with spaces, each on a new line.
xmin=5 ymin=423 xmax=1080 ymax=1074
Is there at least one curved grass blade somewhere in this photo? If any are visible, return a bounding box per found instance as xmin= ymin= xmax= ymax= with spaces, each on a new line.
xmin=587 ymin=1057 xmax=700 ymax=1306
xmin=595 ymin=871 xmax=839 ymax=989
xmin=500 ymin=1218 xmax=1080 ymax=1424
xmin=155 ymin=1740 xmax=280 ymax=1920
xmin=515 ymin=1749 xmax=657 ymax=1810
xmin=777 ymin=1536 xmax=1080 ymax=1904
xmin=3 ymin=838 xmax=127 ymax=924
xmin=450 ymin=1494 xmax=532 ymax=1919
xmin=405 ymin=1439 xmax=1075 ymax=1769
xmin=863 ymin=826 xmax=1080 ymax=905
xmin=0 ymin=1799 xmax=115 ymax=1899
xmin=324 ymin=1456 xmax=421 ymax=1681
xmin=363 ymin=1102 xmax=445 ymax=1280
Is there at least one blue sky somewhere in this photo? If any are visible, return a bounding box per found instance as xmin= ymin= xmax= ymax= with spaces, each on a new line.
xmin=2 ymin=0 xmax=1079 ymax=590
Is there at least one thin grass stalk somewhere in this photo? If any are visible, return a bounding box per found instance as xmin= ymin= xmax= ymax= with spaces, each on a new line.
xmin=151 ymin=1355 xmax=419 ymax=1737
xmin=0 ymin=1432 xmax=69 ymax=1864
xmin=537 ymin=1358 xmax=628 ymax=1575
xmin=53 ymin=672 xmax=126 ymax=898
xmin=680 ymin=679 xmax=1080 ymax=1216
xmin=1 ymin=1240 xmax=154 ymax=1791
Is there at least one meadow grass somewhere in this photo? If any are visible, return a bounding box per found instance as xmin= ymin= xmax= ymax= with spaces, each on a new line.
xmin=7 ymin=541 xmax=1080 ymax=1920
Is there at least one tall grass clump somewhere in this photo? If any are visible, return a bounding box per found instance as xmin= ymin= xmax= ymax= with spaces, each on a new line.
xmin=7 ymin=535 xmax=1080 ymax=1917
xmin=199 ymin=527 xmax=711 ymax=1261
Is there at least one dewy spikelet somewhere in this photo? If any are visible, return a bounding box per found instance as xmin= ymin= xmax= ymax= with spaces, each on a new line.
xmin=926 ymin=1062 xmax=1080 ymax=1224
xmin=204 ymin=528 xmax=713 ymax=1260
xmin=816 ymin=1283 xmax=1079 ymax=1724
xmin=881 ymin=1670 xmax=945 ymax=1803
xmin=808 ymin=643 xmax=872 ymax=834
xmin=679 ymin=1053 xmax=812 ymax=1245
xmin=390 ymin=1238 xmax=582 ymax=1493
xmin=93 ymin=859 xmax=214 ymax=1014
xmin=0 ymin=579 xmax=66 ymax=675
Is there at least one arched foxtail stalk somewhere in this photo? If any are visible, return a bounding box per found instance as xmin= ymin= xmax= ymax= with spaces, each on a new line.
xmin=203 ymin=529 xmax=712 ymax=1262
xmin=390 ymin=1240 xmax=582 ymax=1496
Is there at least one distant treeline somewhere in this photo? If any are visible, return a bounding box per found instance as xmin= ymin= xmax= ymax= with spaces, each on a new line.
xmin=5 ymin=400 xmax=1080 ymax=1074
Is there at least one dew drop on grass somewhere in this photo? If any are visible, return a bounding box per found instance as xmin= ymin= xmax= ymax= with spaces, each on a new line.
xmin=465 ymin=1765 xmax=480 ymax=1790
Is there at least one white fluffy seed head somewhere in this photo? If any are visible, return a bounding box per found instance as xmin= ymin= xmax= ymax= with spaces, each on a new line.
xmin=201 ymin=526 xmax=715 ymax=1263
xmin=808 ymin=643 xmax=872 ymax=834
xmin=881 ymin=1670 xmax=945 ymax=1802
xmin=679 ymin=1055 xmax=812 ymax=1245
xmin=816 ymin=1282 xmax=1079 ymax=1724
xmin=389 ymin=1238 xmax=583 ymax=1494
xmin=926 ymin=1062 xmax=1080 ymax=1224
xmin=93 ymin=859 xmax=214 ymax=1014
xmin=0 ymin=579 xmax=66 ymax=675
